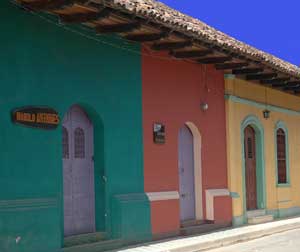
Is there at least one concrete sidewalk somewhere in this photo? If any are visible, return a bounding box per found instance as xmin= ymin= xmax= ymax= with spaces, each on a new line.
xmin=112 ymin=217 xmax=300 ymax=252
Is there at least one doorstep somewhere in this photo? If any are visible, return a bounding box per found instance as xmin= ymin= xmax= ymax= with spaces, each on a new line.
xmin=110 ymin=216 xmax=300 ymax=252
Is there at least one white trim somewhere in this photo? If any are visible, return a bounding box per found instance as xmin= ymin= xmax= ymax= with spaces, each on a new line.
xmin=185 ymin=122 xmax=203 ymax=220
xmin=146 ymin=191 xmax=179 ymax=202
xmin=206 ymin=189 xmax=230 ymax=221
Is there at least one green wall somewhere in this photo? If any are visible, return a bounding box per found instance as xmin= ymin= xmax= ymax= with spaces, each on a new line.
xmin=0 ymin=2 xmax=151 ymax=252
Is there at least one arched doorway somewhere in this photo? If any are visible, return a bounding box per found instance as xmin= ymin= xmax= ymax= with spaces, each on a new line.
xmin=178 ymin=123 xmax=203 ymax=222
xmin=244 ymin=125 xmax=257 ymax=210
xmin=63 ymin=105 xmax=95 ymax=237
xmin=241 ymin=115 xmax=266 ymax=213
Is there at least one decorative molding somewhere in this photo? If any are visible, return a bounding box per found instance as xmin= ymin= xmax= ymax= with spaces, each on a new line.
xmin=0 ymin=198 xmax=58 ymax=212
xmin=225 ymin=94 xmax=300 ymax=116
xmin=230 ymin=192 xmax=240 ymax=198
xmin=232 ymin=214 xmax=245 ymax=227
xmin=241 ymin=114 xmax=267 ymax=211
xmin=206 ymin=189 xmax=230 ymax=221
xmin=146 ymin=191 xmax=179 ymax=202
xmin=278 ymin=206 xmax=300 ymax=218
xmin=224 ymin=74 xmax=236 ymax=80
xmin=233 ymin=207 xmax=300 ymax=227
xmin=274 ymin=120 xmax=291 ymax=186
xmin=114 ymin=193 xmax=148 ymax=202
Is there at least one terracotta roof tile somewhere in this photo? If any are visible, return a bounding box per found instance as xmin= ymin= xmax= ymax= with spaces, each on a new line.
xmin=106 ymin=0 xmax=300 ymax=78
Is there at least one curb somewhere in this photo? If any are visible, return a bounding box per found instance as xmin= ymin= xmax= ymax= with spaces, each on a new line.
xmin=114 ymin=217 xmax=300 ymax=252
xmin=173 ymin=222 xmax=300 ymax=252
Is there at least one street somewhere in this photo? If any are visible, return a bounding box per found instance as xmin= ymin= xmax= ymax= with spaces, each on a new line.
xmin=208 ymin=228 xmax=300 ymax=252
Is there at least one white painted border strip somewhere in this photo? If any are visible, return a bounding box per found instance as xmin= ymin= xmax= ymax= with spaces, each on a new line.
xmin=146 ymin=191 xmax=179 ymax=202
xmin=206 ymin=189 xmax=230 ymax=221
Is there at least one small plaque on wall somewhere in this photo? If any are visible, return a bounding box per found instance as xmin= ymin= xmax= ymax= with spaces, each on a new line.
xmin=11 ymin=106 xmax=60 ymax=130
xmin=153 ymin=123 xmax=165 ymax=144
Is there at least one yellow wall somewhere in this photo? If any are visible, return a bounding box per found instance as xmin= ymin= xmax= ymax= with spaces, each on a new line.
xmin=226 ymin=77 xmax=300 ymax=219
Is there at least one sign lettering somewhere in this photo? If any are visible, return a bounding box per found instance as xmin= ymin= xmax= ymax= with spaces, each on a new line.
xmin=12 ymin=106 xmax=60 ymax=129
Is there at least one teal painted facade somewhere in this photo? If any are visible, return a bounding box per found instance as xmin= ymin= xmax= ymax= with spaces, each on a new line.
xmin=0 ymin=2 xmax=151 ymax=252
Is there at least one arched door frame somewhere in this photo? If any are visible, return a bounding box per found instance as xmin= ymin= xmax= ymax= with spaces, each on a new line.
xmin=274 ymin=120 xmax=290 ymax=186
xmin=241 ymin=115 xmax=266 ymax=215
xmin=61 ymin=103 xmax=106 ymax=238
xmin=185 ymin=122 xmax=203 ymax=220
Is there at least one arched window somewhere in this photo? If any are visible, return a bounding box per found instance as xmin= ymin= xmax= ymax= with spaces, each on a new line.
xmin=74 ymin=127 xmax=85 ymax=158
xmin=276 ymin=128 xmax=287 ymax=184
xmin=62 ymin=127 xmax=69 ymax=159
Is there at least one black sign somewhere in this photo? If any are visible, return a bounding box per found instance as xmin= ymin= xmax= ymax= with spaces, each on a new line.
xmin=12 ymin=106 xmax=60 ymax=130
xmin=153 ymin=123 xmax=165 ymax=144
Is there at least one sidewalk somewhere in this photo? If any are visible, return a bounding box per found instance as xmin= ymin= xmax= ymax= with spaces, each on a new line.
xmin=112 ymin=217 xmax=300 ymax=252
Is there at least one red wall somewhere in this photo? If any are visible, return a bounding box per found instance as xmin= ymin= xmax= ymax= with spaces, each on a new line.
xmin=142 ymin=47 xmax=230 ymax=235
xmin=214 ymin=196 xmax=232 ymax=224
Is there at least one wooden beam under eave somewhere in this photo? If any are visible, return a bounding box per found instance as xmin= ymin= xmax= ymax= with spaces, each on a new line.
xmin=271 ymin=83 xmax=289 ymax=88
xmin=232 ymin=67 xmax=264 ymax=75
xmin=151 ymin=41 xmax=192 ymax=51
xmin=215 ymin=62 xmax=249 ymax=70
xmin=197 ymin=56 xmax=232 ymax=64
xmin=19 ymin=0 xmax=86 ymax=11
xmin=246 ymin=73 xmax=278 ymax=80
xmin=170 ymin=49 xmax=213 ymax=59
xmin=260 ymin=77 xmax=290 ymax=85
xmin=286 ymin=81 xmax=300 ymax=86
xmin=95 ymin=22 xmax=140 ymax=34
xmin=124 ymin=32 xmax=168 ymax=42
xmin=273 ymin=80 xmax=300 ymax=89
xmin=283 ymin=85 xmax=300 ymax=91
xmin=59 ymin=9 xmax=109 ymax=24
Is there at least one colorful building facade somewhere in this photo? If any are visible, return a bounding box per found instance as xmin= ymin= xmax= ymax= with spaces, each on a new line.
xmin=142 ymin=49 xmax=231 ymax=237
xmin=1 ymin=3 xmax=150 ymax=252
xmin=1 ymin=2 xmax=231 ymax=252
xmin=3 ymin=0 xmax=300 ymax=251
xmin=226 ymin=75 xmax=300 ymax=226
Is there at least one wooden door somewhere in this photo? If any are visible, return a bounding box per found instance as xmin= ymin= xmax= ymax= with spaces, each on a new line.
xmin=244 ymin=126 xmax=257 ymax=210
xmin=63 ymin=105 xmax=96 ymax=237
xmin=178 ymin=125 xmax=196 ymax=221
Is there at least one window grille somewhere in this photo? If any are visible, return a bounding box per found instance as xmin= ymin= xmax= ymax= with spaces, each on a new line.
xmin=62 ymin=127 xmax=69 ymax=159
xmin=247 ymin=137 xmax=253 ymax=159
xmin=277 ymin=128 xmax=287 ymax=184
xmin=74 ymin=127 xmax=85 ymax=158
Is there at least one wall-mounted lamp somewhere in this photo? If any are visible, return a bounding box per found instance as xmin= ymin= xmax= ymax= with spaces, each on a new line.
xmin=201 ymin=102 xmax=209 ymax=111
xmin=263 ymin=109 xmax=270 ymax=119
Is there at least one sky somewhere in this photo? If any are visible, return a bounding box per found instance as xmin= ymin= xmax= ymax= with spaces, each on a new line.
xmin=159 ymin=0 xmax=300 ymax=66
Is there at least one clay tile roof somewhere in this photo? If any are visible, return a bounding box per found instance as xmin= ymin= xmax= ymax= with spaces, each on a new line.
xmin=106 ymin=0 xmax=300 ymax=78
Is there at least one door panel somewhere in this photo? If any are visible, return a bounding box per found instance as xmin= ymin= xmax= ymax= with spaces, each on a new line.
xmin=178 ymin=125 xmax=196 ymax=221
xmin=63 ymin=105 xmax=95 ymax=237
xmin=244 ymin=126 xmax=257 ymax=210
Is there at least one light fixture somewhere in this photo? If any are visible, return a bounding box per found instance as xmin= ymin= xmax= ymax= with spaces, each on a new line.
xmin=200 ymin=102 xmax=209 ymax=111
xmin=263 ymin=87 xmax=270 ymax=119
xmin=263 ymin=109 xmax=270 ymax=119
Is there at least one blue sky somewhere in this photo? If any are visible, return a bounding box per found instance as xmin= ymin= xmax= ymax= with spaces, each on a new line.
xmin=159 ymin=0 xmax=299 ymax=66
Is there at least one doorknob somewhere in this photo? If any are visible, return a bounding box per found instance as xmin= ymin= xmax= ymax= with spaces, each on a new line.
xmin=102 ymin=176 xmax=107 ymax=183
xmin=181 ymin=193 xmax=186 ymax=198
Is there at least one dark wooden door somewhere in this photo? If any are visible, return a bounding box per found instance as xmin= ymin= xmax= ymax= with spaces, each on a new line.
xmin=244 ymin=126 xmax=257 ymax=210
